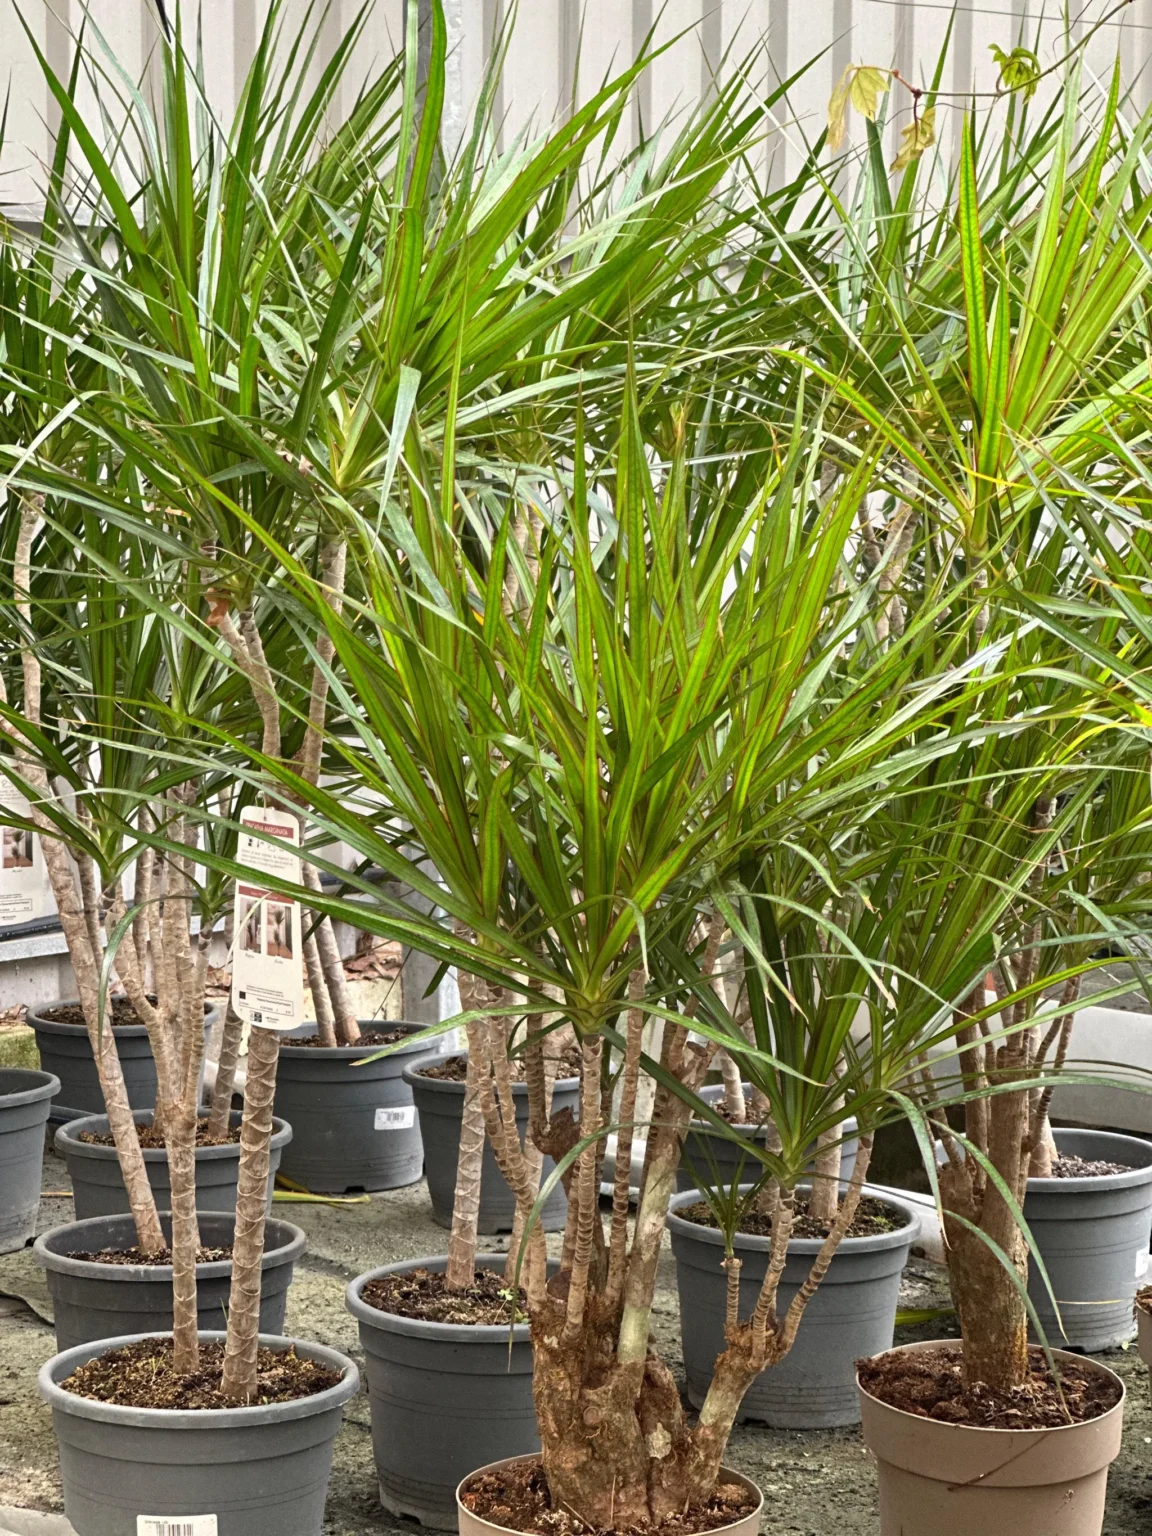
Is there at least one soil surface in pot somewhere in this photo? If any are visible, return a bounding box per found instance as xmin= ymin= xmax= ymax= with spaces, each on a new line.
xmin=1137 ymin=1285 xmax=1152 ymax=1314
xmin=857 ymin=1343 xmax=1122 ymax=1428
xmin=460 ymin=1458 xmax=757 ymax=1536
xmin=59 ymin=1337 xmax=342 ymax=1409
xmin=288 ymin=1028 xmax=412 ymax=1048
xmin=66 ymin=1243 xmax=233 ymax=1265
xmin=1049 ymin=1153 xmax=1132 ymax=1177
xmin=360 ymin=1265 xmax=527 ymax=1324
xmin=677 ymin=1195 xmax=904 ymax=1241
xmin=418 ymin=1045 xmax=582 ymax=1083
xmin=38 ymin=998 xmax=147 ymax=1028
xmin=78 ymin=1119 xmax=242 ymax=1149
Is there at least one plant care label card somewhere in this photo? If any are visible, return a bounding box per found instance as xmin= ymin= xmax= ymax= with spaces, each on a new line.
xmin=137 ymin=1518 xmax=217 ymax=1536
xmin=230 ymin=805 xmax=305 ymax=1032
xmin=0 ymin=778 xmax=47 ymax=923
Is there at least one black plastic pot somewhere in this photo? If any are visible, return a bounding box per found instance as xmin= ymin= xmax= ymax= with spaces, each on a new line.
xmin=28 ymin=999 xmax=221 ymax=1122
xmin=39 ymin=1329 xmax=359 ymax=1536
xmin=668 ymin=1184 xmax=918 ymax=1428
xmin=0 ymin=1067 xmax=60 ymax=1253
xmin=273 ymin=1020 xmax=437 ymax=1193
xmin=56 ymin=1109 xmax=292 ymax=1221
xmin=346 ymin=1254 xmax=540 ymax=1529
xmin=677 ymin=1082 xmax=859 ymax=1194
xmin=1024 ymin=1127 xmax=1152 ymax=1351
xmin=404 ymin=1052 xmax=579 ymax=1233
xmin=34 ymin=1210 xmax=307 ymax=1350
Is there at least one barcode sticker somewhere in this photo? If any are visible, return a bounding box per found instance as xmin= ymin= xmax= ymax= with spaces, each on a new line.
xmin=1136 ymin=1247 xmax=1150 ymax=1280
xmin=375 ymin=1105 xmax=416 ymax=1131
xmin=137 ymin=1516 xmax=217 ymax=1536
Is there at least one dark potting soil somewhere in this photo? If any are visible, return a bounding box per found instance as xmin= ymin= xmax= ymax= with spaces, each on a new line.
xmin=1137 ymin=1284 xmax=1152 ymax=1316
xmin=857 ymin=1344 xmax=1122 ymax=1429
xmin=1049 ymin=1153 xmax=1132 ymax=1178
xmin=39 ymin=997 xmax=147 ymax=1028
xmin=78 ymin=1119 xmax=241 ymax=1149
xmin=360 ymin=1265 xmax=528 ymax=1325
xmin=287 ymin=1028 xmax=411 ymax=1048
xmin=67 ymin=1244 xmax=233 ymax=1266
xmin=460 ymin=1458 xmax=758 ymax=1536
xmin=59 ymin=1337 xmax=342 ymax=1409
xmin=677 ymin=1195 xmax=905 ymax=1241
xmin=418 ymin=1044 xmax=582 ymax=1083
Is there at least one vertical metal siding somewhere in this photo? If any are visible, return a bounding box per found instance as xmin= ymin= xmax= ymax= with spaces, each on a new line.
xmin=1 ymin=0 xmax=1150 ymax=211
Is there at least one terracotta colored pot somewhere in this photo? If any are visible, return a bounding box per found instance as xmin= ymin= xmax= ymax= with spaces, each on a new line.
xmin=858 ymin=1340 xmax=1125 ymax=1536
xmin=455 ymin=1455 xmax=763 ymax=1536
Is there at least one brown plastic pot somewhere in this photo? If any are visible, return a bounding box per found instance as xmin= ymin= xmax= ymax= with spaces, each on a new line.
xmin=857 ymin=1340 xmax=1125 ymax=1536
xmin=455 ymin=1455 xmax=763 ymax=1536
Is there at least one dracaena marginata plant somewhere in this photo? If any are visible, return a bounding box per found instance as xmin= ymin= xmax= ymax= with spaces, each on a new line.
xmin=135 ymin=357 xmax=1122 ymax=1524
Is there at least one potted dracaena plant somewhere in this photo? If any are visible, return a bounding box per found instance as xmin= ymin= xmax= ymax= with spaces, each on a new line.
xmin=793 ymin=81 xmax=1152 ymax=1533
xmin=186 ymin=354 xmax=1102 ymax=1536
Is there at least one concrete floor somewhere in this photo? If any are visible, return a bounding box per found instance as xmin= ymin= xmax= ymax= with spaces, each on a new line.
xmin=2 ymin=1150 xmax=1151 ymax=1535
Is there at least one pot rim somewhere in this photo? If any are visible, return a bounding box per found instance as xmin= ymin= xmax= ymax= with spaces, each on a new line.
xmin=455 ymin=1454 xmax=763 ymax=1536
xmin=1026 ymin=1126 xmax=1152 ymax=1193
xmin=346 ymin=1253 xmax=534 ymax=1342
xmin=279 ymin=1019 xmax=443 ymax=1062
xmin=856 ymin=1338 xmax=1126 ymax=1436
xmin=667 ymin=1183 xmax=920 ymax=1255
xmin=34 ymin=1211 xmax=307 ymax=1281
xmin=39 ymin=1329 xmax=359 ymax=1428
xmin=403 ymin=1050 xmax=579 ymax=1093
xmin=28 ymin=999 xmax=220 ymax=1037
xmin=54 ymin=1109 xmax=292 ymax=1162
xmin=0 ymin=1067 xmax=61 ymax=1108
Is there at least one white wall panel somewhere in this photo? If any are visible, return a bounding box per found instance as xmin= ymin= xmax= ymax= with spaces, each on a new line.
xmin=1 ymin=0 xmax=1150 ymax=213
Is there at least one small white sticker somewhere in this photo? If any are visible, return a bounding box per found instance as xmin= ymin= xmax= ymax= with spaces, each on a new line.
xmin=375 ymin=1105 xmax=416 ymax=1131
xmin=1136 ymin=1247 xmax=1150 ymax=1280
xmin=137 ymin=1517 xmax=218 ymax=1536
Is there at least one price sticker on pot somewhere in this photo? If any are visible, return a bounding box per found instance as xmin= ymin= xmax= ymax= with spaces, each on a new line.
xmin=1137 ymin=1246 xmax=1150 ymax=1281
xmin=375 ymin=1105 xmax=416 ymax=1131
xmin=0 ymin=778 xmax=47 ymax=924
xmin=230 ymin=806 xmax=305 ymax=1033
xmin=137 ymin=1518 xmax=218 ymax=1536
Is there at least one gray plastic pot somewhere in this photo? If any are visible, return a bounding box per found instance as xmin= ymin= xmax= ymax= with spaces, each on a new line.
xmin=0 ymin=1067 xmax=60 ymax=1253
xmin=347 ymin=1253 xmax=540 ymax=1528
xmin=405 ymin=1052 xmax=580 ymax=1233
xmin=34 ymin=1210 xmax=306 ymax=1350
xmin=668 ymin=1183 xmax=918 ymax=1428
xmin=858 ymin=1340 xmax=1125 ymax=1536
xmin=456 ymin=1455 xmax=764 ymax=1536
xmin=56 ymin=1109 xmax=291 ymax=1222
xmin=1024 ymin=1127 xmax=1152 ymax=1351
xmin=273 ymin=1020 xmax=436 ymax=1193
xmin=677 ymin=1084 xmax=859 ymax=1194
xmin=39 ymin=1329 xmax=359 ymax=1536
xmin=28 ymin=999 xmax=220 ymax=1122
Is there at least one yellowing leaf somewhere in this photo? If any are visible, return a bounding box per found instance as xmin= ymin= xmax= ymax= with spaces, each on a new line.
xmin=891 ymin=106 xmax=936 ymax=172
xmin=850 ymin=67 xmax=890 ymax=122
xmin=827 ymin=64 xmax=890 ymax=151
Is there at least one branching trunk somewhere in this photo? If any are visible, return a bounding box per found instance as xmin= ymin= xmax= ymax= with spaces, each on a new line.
xmin=220 ymin=1025 xmax=281 ymax=1402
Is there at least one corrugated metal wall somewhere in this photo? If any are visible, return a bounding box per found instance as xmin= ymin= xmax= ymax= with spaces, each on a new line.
xmin=1 ymin=0 xmax=1150 ymax=210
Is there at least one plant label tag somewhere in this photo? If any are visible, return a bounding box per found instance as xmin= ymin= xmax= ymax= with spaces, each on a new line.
xmin=137 ymin=1517 xmax=218 ymax=1536
xmin=230 ymin=806 xmax=305 ymax=1033
xmin=1137 ymin=1246 xmax=1150 ymax=1280
xmin=0 ymin=778 xmax=47 ymax=924
xmin=375 ymin=1105 xmax=416 ymax=1131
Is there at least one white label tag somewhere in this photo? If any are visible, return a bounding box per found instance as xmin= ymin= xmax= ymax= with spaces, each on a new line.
xmin=1136 ymin=1247 xmax=1150 ymax=1280
xmin=137 ymin=1517 xmax=218 ymax=1536
xmin=230 ymin=807 xmax=305 ymax=1033
xmin=375 ymin=1105 xmax=416 ymax=1131
xmin=0 ymin=779 xmax=47 ymax=924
